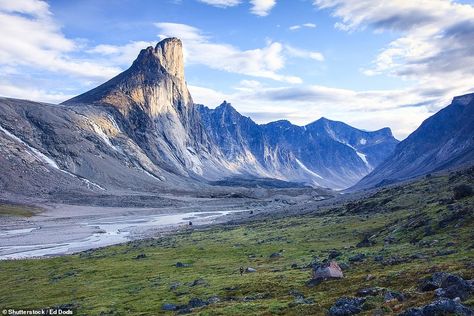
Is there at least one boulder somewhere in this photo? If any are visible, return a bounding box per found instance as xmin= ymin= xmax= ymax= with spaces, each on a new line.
xmin=399 ymin=298 xmax=473 ymax=316
xmin=175 ymin=262 xmax=191 ymax=268
xmin=162 ymin=303 xmax=178 ymax=311
xmin=420 ymin=272 xmax=473 ymax=300
xmin=207 ymin=296 xmax=220 ymax=304
xmin=312 ymin=261 xmax=344 ymax=280
xmin=349 ymin=254 xmax=366 ymax=263
xmin=384 ymin=290 xmax=405 ymax=302
xmin=270 ymin=252 xmax=282 ymax=258
xmin=134 ymin=253 xmax=147 ymax=260
xmin=328 ymin=249 xmax=342 ymax=259
xmin=246 ymin=267 xmax=257 ymax=273
xmin=328 ymin=297 xmax=366 ymax=316
xmin=187 ymin=298 xmax=207 ymax=309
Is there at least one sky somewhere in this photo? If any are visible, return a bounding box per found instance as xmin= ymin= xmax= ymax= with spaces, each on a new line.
xmin=1 ymin=0 xmax=474 ymax=139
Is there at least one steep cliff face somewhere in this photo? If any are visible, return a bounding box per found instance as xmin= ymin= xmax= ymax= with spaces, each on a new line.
xmin=354 ymin=93 xmax=474 ymax=189
xmin=198 ymin=102 xmax=399 ymax=189
xmin=63 ymin=38 xmax=221 ymax=178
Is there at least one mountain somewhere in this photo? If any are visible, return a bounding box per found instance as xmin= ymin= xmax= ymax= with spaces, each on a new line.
xmin=354 ymin=93 xmax=474 ymax=189
xmin=198 ymin=102 xmax=398 ymax=189
xmin=0 ymin=38 xmax=399 ymax=199
xmin=63 ymin=38 xmax=226 ymax=179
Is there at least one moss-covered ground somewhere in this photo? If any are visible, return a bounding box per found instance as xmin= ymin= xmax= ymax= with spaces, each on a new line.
xmin=0 ymin=168 xmax=473 ymax=315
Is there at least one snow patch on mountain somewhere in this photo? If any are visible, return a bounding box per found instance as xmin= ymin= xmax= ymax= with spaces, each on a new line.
xmin=295 ymin=159 xmax=324 ymax=179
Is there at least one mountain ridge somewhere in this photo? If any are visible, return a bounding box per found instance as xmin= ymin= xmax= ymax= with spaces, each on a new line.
xmin=198 ymin=101 xmax=399 ymax=189
xmin=353 ymin=92 xmax=474 ymax=189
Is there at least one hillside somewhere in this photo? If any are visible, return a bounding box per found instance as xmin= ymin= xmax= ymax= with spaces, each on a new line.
xmin=355 ymin=93 xmax=474 ymax=190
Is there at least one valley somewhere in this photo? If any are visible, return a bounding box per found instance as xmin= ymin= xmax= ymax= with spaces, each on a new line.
xmin=0 ymin=167 xmax=472 ymax=315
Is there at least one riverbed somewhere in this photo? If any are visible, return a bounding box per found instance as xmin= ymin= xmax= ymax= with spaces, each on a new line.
xmin=0 ymin=206 xmax=246 ymax=260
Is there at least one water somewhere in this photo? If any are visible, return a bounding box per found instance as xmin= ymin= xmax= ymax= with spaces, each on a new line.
xmin=0 ymin=210 xmax=242 ymax=260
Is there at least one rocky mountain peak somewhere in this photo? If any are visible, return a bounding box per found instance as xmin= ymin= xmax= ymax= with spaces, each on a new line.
xmin=153 ymin=37 xmax=185 ymax=80
xmin=63 ymin=37 xmax=191 ymax=117
xmin=131 ymin=37 xmax=185 ymax=81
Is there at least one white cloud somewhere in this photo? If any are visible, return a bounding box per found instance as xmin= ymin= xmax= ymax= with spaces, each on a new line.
xmin=189 ymin=80 xmax=459 ymax=139
xmin=87 ymin=41 xmax=156 ymax=66
xmin=0 ymin=0 xmax=120 ymax=80
xmin=197 ymin=0 xmax=276 ymax=16
xmin=289 ymin=23 xmax=317 ymax=31
xmin=314 ymin=0 xmax=474 ymax=112
xmin=155 ymin=22 xmax=302 ymax=83
xmin=250 ymin=0 xmax=276 ymax=16
xmin=0 ymin=79 xmax=74 ymax=104
xmin=197 ymin=0 xmax=241 ymax=7
xmin=285 ymin=45 xmax=324 ymax=61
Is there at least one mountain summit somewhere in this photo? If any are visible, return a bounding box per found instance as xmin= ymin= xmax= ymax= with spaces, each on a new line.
xmin=63 ymin=37 xmax=191 ymax=118
xmin=63 ymin=38 xmax=220 ymax=178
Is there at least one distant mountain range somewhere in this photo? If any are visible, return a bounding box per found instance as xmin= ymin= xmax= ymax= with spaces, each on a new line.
xmin=0 ymin=37 xmax=472 ymax=198
xmin=354 ymin=92 xmax=474 ymax=189
xmin=198 ymin=102 xmax=398 ymax=188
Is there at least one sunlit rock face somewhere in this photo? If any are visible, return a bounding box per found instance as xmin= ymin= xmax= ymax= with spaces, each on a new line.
xmin=63 ymin=38 xmax=225 ymax=179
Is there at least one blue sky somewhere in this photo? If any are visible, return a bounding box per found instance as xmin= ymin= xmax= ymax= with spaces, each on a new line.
xmin=1 ymin=0 xmax=474 ymax=139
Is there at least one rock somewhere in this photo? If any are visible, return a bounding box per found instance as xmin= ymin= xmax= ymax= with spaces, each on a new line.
xmin=399 ymin=298 xmax=474 ymax=316
xmin=207 ymin=296 xmax=220 ymax=304
xmin=357 ymin=287 xmax=383 ymax=297
xmin=162 ymin=303 xmax=178 ymax=311
xmin=384 ymin=290 xmax=405 ymax=302
xmin=134 ymin=253 xmax=146 ymax=260
xmin=175 ymin=262 xmax=190 ymax=268
xmin=382 ymin=256 xmax=406 ymax=266
xmin=187 ymin=298 xmax=207 ymax=309
xmin=306 ymin=278 xmax=324 ymax=287
xmin=289 ymin=290 xmax=314 ymax=305
xmin=438 ymin=274 xmax=473 ymax=300
xmin=312 ymin=261 xmax=344 ymax=279
xmin=329 ymin=249 xmax=342 ymax=259
xmin=291 ymin=263 xmax=298 ymax=269
xmin=270 ymin=252 xmax=282 ymax=258
xmin=339 ymin=262 xmax=350 ymax=271
xmin=245 ymin=267 xmax=257 ymax=273
xmin=328 ymin=297 xmax=366 ymax=316
xmin=188 ymin=278 xmax=207 ymax=287
xmin=420 ymin=272 xmax=473 ymax=300
xmin=356 ymin=235 xmax=375 ymax=248
xmin=349 ymin=254 xmax=366 ymax=263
